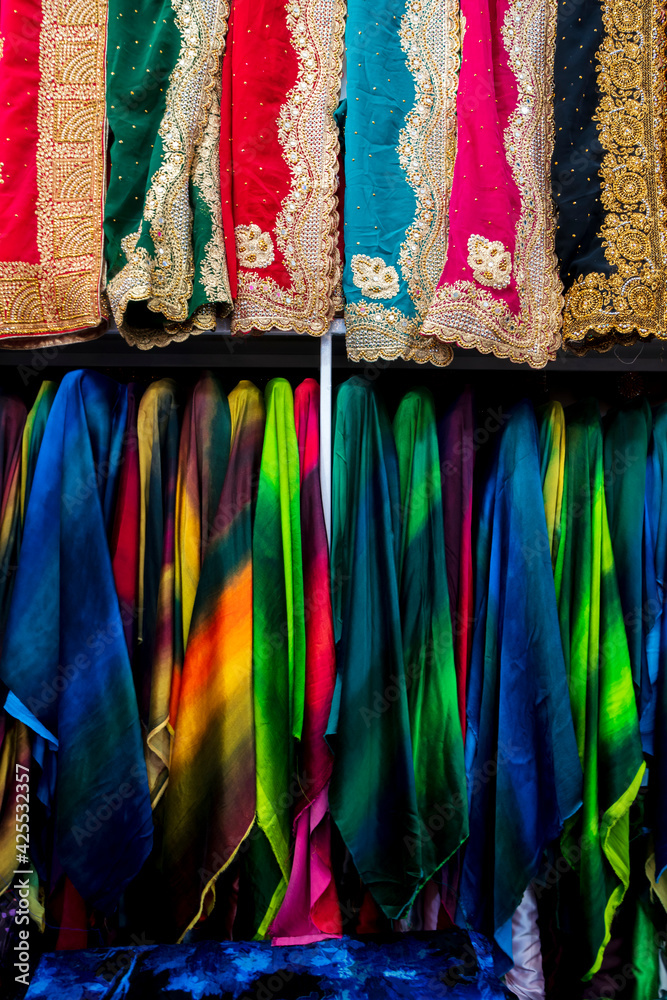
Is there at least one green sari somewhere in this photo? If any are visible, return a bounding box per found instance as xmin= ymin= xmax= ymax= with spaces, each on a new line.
xmin=105 ymin=0 xmax=232 ymax=347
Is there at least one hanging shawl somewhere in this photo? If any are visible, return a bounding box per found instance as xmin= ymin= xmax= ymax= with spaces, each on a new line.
xmin=0 ymin=0 xmax=107 ymax=347
xmin=545 ymin=398 xmax=645 ymax=979
xmin=242 ymin=378 xmax=306 ymax=938
xmin=105 ymin=0 xmax=232 ymax=347
xmin=342 ymin=0 xmax=458 ymax=365
xmin=552 ymin=0 xmax=667 ymax=353
xmin=647 ymin=404 xmax=667 ymax=883
xmin=161 ymin=381 xmax=264 ymax=940
xmin=110 ymin=384 xmax=142 ymax=656
xmin=604 ymin=401 xmax=655 ymax=748
xmin=0 ymin=396 xmax=27 ymax=638
xmin=170 ymin=375 xmax=231 ymax=727
xmin=271 ymin=378 xmax=341 ymax=945
xmin=20 ymin=382 xmax=57 ymax=530
xmin=136 ymin=380 xmax=180 ymax=804
xmin=220 ymin=0 xmax=344 ymax=333
xmin=421 ymin=0 xmax=562 ymax=366
xmin=329 ymin=377 xmax=422 ymax=919
xmin=460 ymin=400 xmax=581 ymax=971
xmin=438 ymin=388 xmax=475 ymax=735
xmin=0 ymin=371 xmax=152 ymax=910
xmin=538 ymin=400 xmax=566 ymax=565
xmin=393 ymin=387 xmax=468 ymax=880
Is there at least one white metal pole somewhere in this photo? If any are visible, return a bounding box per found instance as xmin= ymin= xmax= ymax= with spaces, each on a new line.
xmin=319 ymin=328 xmax=333 ymax=547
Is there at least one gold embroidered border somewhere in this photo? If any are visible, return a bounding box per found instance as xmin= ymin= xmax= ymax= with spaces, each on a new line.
xmin=107 ymin=0 xmax=230 ymax=348
xmin=346 ymin=302 xmax=453 ymax=366
xmin=422 ymin=0 xmax=563 ymax=368
xmin=0 ymin=0 xmax=107 ymax=343
xmin=231 ymin=0 xmax=345 ymax=336
xmin=562 ymin=0 xmax=667 ymax=350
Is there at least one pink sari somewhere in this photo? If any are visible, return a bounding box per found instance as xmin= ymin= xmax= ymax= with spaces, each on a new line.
xmin=421 ymin=0 xmax=562 ymax=367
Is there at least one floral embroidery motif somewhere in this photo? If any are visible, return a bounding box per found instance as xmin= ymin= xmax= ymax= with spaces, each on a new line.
xmin=232 ymin=0 xmax=345 ymax=336
xmin=235 ymin=225 xmax=275 ymax=269
xmin=563 ymin=0 xmax=667 ymax=348
xmin=467 ymin=235 xmax=512 ymax=289
xmin=192 ymin=72 xmax=231 ymax=303
xmin=351 ymin=256 xmax=400 ymax=300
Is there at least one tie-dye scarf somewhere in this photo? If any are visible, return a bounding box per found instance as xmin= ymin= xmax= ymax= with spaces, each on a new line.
xmin=329 ymin=377 xmax=421 ymax=920
xmin=393 ymin=387 xmax=468 ymax=883
xmin=544 ymin=399 xmax=645 ymax=979
xmin=461 ymin=400 xmax=581 ymax=972
xmin=136 ymin=380 xmax=180 ymax=805
xmin=243 ymin=378 xmax=306 ymax=938
xmin=0 ymin=371 xmax=152 ymax=911
xmin=271 ymin=378 xmax=341 ymax=944
xmin=20 ymin=382 xmax=57 ymax=532
xmin=162 ymin=381 xmax=264 ymax=940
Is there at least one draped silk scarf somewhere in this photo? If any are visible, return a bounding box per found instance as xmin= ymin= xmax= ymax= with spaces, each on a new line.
xmin=170 ymin=375 xmax=231 ymax=729
xmin=105 ymin=0 xmax=232 ymax=347
xmin=271 ymin=379 xmax=341 ymax=945
xmin=136 ymin=380 xmax=180 ymax=805
xmin=460 ymin=401 xmax=581 ymax=971
xmin=20 ymin=382 xmax=57 ymax=530
xmin=647 ymin=404 xmax=667 ymax=884
xmin=0 ymin=371 xmax=153 ymax=911
xmin=543 ymin=399 xmax=645 ymax=979
xmin=603 ymin=401 xmax=654 ymax=746
xmin=329 ymin=377 xmax=422 ymax=920
xmin=110 ymin=384 xmax=142 ymax=656
xmin=0 ymin=396 xmax=27 ymax=638
xmin=245 ymin=378 xmax=305 ymax=938
xmin=421 ymin=0 xmax=563 ymax=366
xmin=393 ymin=387 xmax=468 ymax=882
xmin=161 ymin=381 xmax=264 ymax=940
xmin=553 ymin=0 xmax=667 ymax=352
xmin=0 ymin=0 xmax=107 ymax=346
xmin=438 ymin=388 xmax=475 ymax=736
xmin=220 ymin=0 xmax=344 ymax=334
xmin=342 ymin=0 xmax=459 ymax=365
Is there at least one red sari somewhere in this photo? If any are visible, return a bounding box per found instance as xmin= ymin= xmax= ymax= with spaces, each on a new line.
xmin=220 ymin=0 xmax=345 ymax=335
xmin=0 ymin=0 xmax=107 ymax=345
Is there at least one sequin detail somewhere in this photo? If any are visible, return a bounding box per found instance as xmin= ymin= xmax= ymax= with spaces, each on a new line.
xmin=235 ymin=225 xmax=275 ymax=269
xmin=467 ymin=235 xmax=512 ymax=289
xmin=351 ymin=256 xmax=400 ymax=300
xmin=562 ymin=0 xmax=667 ymax=351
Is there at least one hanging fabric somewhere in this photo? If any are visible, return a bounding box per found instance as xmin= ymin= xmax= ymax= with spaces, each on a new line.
xmin=543 ymin=398 xmax=645 ymax=979
xmin=136 ymin=380 xmax=180 ymax=804
xmin=220 ymin=0 xmax=345 ymax=334
xmin=20 ymin=382 xmax=57 ymax=531
xmin=0 ymin=0 xmax=108 ymax=346
xmin=460 ymin=400 xmax=581 ymax=972
xmin=161 ymin=381 xmax=263 ymax=940
xmin=105 ymin=0 xmax=232 ymax=347
xmin=342 ymin=0 xmax=459 ymax=365
xmin=329 ymin=376 xmax=422 ymax=920
xmin=552 ymin=0 xmax=667 ymax=353
xmin=0 ymin=371 xmax=153 ymax=910
xmin=243 ymin=378 xmax=305 ymax=938
xmin=421 ymin=0 xmax=563 ymax=366
xmin=603 ymin=400 xmax=655 ymax=748
xmin=393 ymin=387 xmax=469 ymax=880
xmin=271 ymin=378 xmax=341 ymax=945
xmin=170 ymin=374 xmax=231 ymax=729
xmin=438 ymin=387 xmax=475 ymax=736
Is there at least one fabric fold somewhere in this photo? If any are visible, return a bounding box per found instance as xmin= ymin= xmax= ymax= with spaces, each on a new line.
xmin=460 ymin=400 xmax=582 ymax=971
xmin=393 ymin=387 xmax=469 ymax=882
xmin=542 ymin=398 xmax=645 ymax=979
xmin=161 ymin=380 xmax=264 ymax=940
xmin=329 ymin=377 xmax=422 ymax=920
xmin=271 ymin=378 xmax=341 ymax=945
xmin=0 ymin=371 xmax=153 ymax=911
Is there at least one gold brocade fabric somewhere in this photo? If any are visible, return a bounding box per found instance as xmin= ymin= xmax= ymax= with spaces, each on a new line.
xmin=556 ymin=0 xmax=667 ymax=354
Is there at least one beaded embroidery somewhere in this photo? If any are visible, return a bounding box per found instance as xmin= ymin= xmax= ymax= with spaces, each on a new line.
xmin=467 ymin=236 xmax=512 ymax=290
xmin=351 ymin=256 xmax=400 ymax=300
xmin=235 ymin=225 xmax=275 ymax=270
xmin=562 ymin=0 xmax=667 ymax=351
